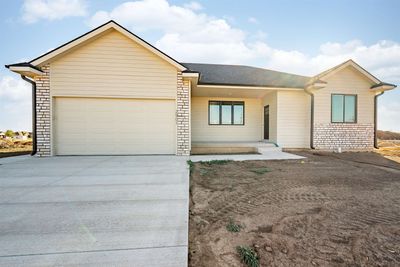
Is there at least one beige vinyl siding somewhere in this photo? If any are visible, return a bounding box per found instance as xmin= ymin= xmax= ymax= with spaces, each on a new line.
xmin=50 ymin=29 xmax=177 ymax=99
xmin=54 ymin=97 xmax=176 ymax=155
xmin=314 ymin=66 xmax=375 ymax=124
xmin=191 ymin=97 xmax=262 ymax=142
xmin=262 ymin=91 xmax=277 ymax=142
xmin=276 ymin=91 xmax=310 ymax=148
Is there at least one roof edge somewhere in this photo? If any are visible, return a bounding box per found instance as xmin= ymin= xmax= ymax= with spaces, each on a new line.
xmin=28 ymin=20 xmax=186 ymax=71
xmin=5 ymin=62 xmax=43 ymax=72
xmin=197 ymin=82 xmax=305 ymax=89
xmin=28 ymin=20 xmax=114 ymax=65
xmin=370 ymin=82 xmax=397 ymax=92
xmin=370 ymin=82 xmax=397 ymax=89
xmin=5 ymin=62 xmax=44 ymax=77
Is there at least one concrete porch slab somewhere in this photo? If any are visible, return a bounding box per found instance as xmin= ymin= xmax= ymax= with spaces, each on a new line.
xmin=191 ymin=141 xmax=282 ymax=155
xmin=190 ymin=150 xmax=305 ymax=162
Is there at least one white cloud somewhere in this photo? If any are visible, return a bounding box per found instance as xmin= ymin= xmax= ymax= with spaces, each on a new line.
xmin=87 ymin=0 xmax=253 ymax=64
xmin=0 ymin=76 xmax=31 ymax=101
xmin=0 ymin=75 xmax=32 ymax=131
xmin=378 ymin=100 xmax=400 ymax=132
xmin=87 ymin=0 xmax=400 ymax=82
xmin=248 ymin=17 xmax=258 ymax=24
xmin=183 ymin=1 xmax=202 ymax=11
xmin=89 ymin=0 xmax=205 ymax=32
xmin=22 ymin=0 xmax=87 ymax=23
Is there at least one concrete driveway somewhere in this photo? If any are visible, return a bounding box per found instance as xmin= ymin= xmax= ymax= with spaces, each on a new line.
xmin=0 ymin=155 xmax=189 ymax=267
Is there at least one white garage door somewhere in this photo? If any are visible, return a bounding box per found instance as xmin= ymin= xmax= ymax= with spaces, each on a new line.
xmin=54 ymin=97 xmax=176 ymax=155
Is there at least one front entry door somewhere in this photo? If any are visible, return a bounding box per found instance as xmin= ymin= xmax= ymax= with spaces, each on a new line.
xmin=264 ymin=105 xmax=269 ymax=139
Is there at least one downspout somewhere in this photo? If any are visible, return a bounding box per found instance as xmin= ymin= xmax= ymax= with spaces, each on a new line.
xmin=21 ymin=75 xmax=37 ymax=156
xmin=304 ymin=88 xmax=315 ymax=149
xmin=374 ymin=91 xmax=384 ymax=149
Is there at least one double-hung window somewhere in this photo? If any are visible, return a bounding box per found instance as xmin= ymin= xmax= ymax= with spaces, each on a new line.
xmin=331 ymin=94 xmax=357 ymax=123
xmin=209 ymin=101 xmax=244 ymax=125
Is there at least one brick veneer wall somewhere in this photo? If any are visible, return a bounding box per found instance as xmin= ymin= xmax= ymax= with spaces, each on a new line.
xmin=314 ymin=123 xmax=374 ymax=150
xmin=176 ymin=72 xmax=190 ymax=155
xmin=34 ymin=64 xmax=51 ymax=156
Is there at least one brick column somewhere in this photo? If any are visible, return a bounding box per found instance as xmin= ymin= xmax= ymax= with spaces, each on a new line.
xmin=34 ymin=64 xmax=51 ymax=156
xmin=176 ymin=72 xmax=190 ymax=155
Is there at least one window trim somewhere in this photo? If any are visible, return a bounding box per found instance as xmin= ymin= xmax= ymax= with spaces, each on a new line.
xmin=208 ymin=100 xmax=245 ymax=126
xmin=331 ymin=94 xmax=358 ymax=123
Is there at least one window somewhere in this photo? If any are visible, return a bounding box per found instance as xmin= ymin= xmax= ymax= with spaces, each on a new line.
xmin=331 ymin=94 xmax=357 ymax=123
xmin=209 ymin=102 xmax=220 ymax=124
xmin=209 ymin=101 xmax=244 ymax=125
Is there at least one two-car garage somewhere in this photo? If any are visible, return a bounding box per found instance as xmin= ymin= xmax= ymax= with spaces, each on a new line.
xmin=44 ymin=26 xmax=185 ymax=156
xmin=53 ymin=97 xmax=176 ymax=155
xmin=8 ymin=23 xmax=189 ymax=156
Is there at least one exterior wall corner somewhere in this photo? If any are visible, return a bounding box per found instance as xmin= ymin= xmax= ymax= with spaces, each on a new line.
xmin=34 ymin=64 xmax=51 ymax=157
xmin=176 ymin=72 xmax=190 ymax=155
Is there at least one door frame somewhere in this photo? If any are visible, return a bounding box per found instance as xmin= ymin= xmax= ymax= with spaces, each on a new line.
xmin=264 ymin=105 xmax=269 ymax=140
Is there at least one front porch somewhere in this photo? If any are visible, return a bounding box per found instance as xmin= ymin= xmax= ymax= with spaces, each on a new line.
xmin=190 ymin=83 xmax=311 ymax=151
xmin=190 ymin=84 xmax=280 ymax=149
xmin=190 ymin=141 xmax=304 ymax=161
xmin=191 ymin=141 xmax=280 ymax=155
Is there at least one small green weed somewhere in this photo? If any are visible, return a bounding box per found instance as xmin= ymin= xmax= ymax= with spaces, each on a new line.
xmin=250 ymin=167 xmax=271 ymax=175
xmin=200 ymin=159 xmax=232 ymax=166
xmin=236 ymin=246 xmax=259 ymax=267
xmin=187 ymin=160 xmax=194 ymax=175
xmin=226 ymin=219 xmax=242 ymax=232
xmin=199 ymin=168 xmax=209 ymax=176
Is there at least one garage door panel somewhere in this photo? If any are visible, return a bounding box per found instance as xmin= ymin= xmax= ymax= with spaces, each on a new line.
xmin=54 ymin=98 xmax=176 ymax=155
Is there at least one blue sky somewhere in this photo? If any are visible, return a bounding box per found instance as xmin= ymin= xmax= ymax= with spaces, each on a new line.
xmin=1 ymin=0 xmax=399 ymax=131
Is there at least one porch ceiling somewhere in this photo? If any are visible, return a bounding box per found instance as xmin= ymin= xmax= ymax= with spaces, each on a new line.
xmin=192 ymin=85 xmax=302 ymax=98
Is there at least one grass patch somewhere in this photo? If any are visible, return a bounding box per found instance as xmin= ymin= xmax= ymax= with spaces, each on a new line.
xmin=250 ymin=167 xmax=271 ymax=175
xmin=199 ymin=168 xmax=209 ymax=176
xmin=187 ymin=160 xmax=194 ymax=175
xmin=236 ymin=246 xmax=259 ymax=267
xmin=200 ymin=159 xmax=232 ymax=166
xmin=226 ymin=219 xmax=242 ymax=232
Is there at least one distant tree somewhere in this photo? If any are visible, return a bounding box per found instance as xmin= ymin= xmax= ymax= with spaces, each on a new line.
xmin=5 ymin=130 xmax=14 ymax=137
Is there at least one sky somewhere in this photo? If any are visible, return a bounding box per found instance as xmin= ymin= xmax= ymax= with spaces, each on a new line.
xmin=0 ymin=0 xmax=399 ymax=131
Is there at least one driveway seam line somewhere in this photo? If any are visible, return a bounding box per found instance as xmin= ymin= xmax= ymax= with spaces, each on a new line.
xmin=0 ymin=245 xmax=188 ymax=258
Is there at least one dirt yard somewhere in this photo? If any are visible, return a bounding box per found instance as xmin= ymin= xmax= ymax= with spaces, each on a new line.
xmin=378 ymin=140 xmax=400 ymax=163
xmin=0 ymin=140 xmax=32 ymax=158
xmin=189 ymin=151 xmax=400 ymax=266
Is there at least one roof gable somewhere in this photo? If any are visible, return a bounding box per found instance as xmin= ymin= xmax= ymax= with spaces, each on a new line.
xmin=324 ymin=65 xmax=376 ymax=89
xmin=312 ymin=59 xmax=380 ymax=84
xmin=29 ymin=21 xmax=186 ymax=71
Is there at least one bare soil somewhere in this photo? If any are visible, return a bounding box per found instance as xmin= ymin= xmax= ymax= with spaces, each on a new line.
xmin=378 ymin=140 xmax=400 ymax=163
xmin=189 ymin=151 xmax=400 ymax=267
xmin=0 ymin=140 xmax=32 ymax=158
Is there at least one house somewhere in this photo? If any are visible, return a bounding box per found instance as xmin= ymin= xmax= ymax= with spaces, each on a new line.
xmin=5 ymin=21 xmax=396 ymax=156
xmin=14 ymin=131 xmax=28 ymax=141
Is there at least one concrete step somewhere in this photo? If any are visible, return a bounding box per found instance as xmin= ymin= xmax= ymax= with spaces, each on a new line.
xmin=257 ymin=146 xmax=282 ymax=153
xmin=191 ymin=141 xmax=280 ymax=155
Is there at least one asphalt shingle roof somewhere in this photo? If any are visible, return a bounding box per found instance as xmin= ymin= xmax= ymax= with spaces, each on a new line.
xmin=182 ymin=63 xmax=311 ymax=88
